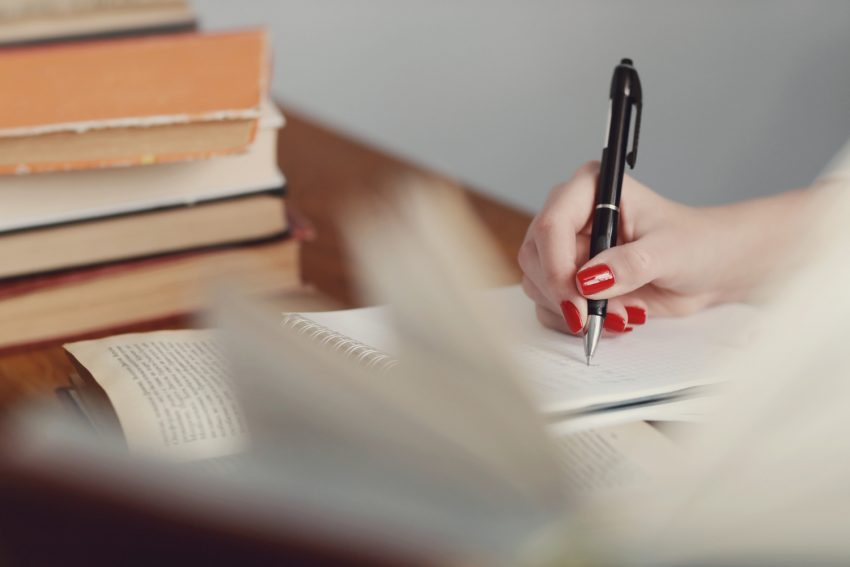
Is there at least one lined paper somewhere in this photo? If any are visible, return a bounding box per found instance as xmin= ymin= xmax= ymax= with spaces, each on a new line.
xmin=301 ymin=285 xmax=755 ymax=416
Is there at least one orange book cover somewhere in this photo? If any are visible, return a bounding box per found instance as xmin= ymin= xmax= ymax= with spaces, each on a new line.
xmin=0 ymin=28 xmax=269 ymax=174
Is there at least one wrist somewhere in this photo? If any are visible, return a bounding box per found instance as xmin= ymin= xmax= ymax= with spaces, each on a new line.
xmin=702 ymin=187 xmax=817 ymax=304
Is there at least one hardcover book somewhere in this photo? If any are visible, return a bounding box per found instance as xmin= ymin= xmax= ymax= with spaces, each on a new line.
xmin=0 ymin=29 xmax=269 ymax=174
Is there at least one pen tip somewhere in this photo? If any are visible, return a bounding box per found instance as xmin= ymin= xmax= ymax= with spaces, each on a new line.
xmin=586 ymin=355 xmax=591 ymax=366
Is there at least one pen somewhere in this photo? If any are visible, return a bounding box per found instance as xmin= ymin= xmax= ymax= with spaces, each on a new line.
xmin=584 ymin=58 xmax=643 ymax=365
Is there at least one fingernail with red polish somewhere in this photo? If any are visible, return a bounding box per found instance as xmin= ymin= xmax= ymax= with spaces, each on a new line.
xmin=603 ymin=313 xmax=627 ymax=333
xmin=577 ymin=264 xmax=615 ymax=295
xmin=625 ymin=306 xmax=647 ymax=325
xmin=559 ymin=301 xmax=583 ymax=334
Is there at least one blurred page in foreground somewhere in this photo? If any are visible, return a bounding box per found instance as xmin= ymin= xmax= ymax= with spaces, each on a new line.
xmin=215 ymin=183 xmax=571 ymax=564
xmin=599 ymin=179 xmax=850 ymax=565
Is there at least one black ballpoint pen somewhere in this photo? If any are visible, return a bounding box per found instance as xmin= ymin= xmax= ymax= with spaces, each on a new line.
xmin=584 ymin=58 xmax=643 ymax=365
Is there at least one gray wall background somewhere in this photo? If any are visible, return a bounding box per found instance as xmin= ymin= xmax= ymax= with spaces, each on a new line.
xmin=196 ymin=0 xmax=850 ymax=212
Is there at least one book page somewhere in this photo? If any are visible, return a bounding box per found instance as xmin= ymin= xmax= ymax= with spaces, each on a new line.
xmin=64 ymin=330 xmax=246 ymax=461
xmin=550 ymin=421 xmax=679 ymax=498
xmin=300 ymin=286 xmax=755 ymax=415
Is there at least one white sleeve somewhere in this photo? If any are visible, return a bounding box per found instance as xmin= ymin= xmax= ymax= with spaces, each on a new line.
xmin=818 ymin=137 xmax=850 ymax=181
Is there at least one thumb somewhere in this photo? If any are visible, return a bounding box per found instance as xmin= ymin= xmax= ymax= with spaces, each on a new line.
xmin=575 ymin=238 xmax=664 ymax=299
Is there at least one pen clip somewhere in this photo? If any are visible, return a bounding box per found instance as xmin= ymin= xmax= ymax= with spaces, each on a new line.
xmin=620 ymin=60 xmax=642 ymax=169
xmin=626 ymin=99 xmax=641 ymax=169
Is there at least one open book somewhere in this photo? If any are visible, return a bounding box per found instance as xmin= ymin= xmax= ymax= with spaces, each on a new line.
xmin=58 ymin=298 xmax=681 ymax=563
xmin=56 ymin=274 xmax=745 ymax=561
xmin=62 ymin=317 xmax=679 ymax=487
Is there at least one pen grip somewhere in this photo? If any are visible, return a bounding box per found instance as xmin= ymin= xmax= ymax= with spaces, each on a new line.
xmin=588 ymin=298 xmax=607 ymax=318
xmin=587 ymin=207 xmax=619 ymax=318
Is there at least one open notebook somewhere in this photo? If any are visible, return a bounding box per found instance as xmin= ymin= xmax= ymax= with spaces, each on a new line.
xmin=292 ymin=285 xmax=753 ymax=418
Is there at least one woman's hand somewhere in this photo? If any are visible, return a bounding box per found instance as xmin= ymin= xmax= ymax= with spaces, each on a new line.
xmin=518 ymin=161 xmax=813 ymax=335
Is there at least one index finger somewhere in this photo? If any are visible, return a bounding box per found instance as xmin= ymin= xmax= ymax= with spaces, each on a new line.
xmin=531 ymin=162 xmax=599 ymax=306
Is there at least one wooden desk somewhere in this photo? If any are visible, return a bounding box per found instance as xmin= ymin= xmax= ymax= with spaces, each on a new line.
xmin=0 ymin=107 xmax=532 ymax=412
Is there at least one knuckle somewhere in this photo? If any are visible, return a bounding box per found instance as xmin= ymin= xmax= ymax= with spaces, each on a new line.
xmin=517 ymin=241 xmax=534 ymax=271
xmin=625 ymin=246 xmax=653 ymax=277
xmin=534 ymin=307 xmax=548 ymax=327
xmin=548 ymin=182 xmax=567 ymax=198
xmin=542 ymin=266 xmax=564 ymax=291
xmin=534 ymin=305 xmax=553 ymax=327
xmin=522 ymin=277 xmax=547 ymax=307
xmin=532 ymin=214 xmax=557 ymax=238
xmin=580 ymin=160 xmax=600 ymax=174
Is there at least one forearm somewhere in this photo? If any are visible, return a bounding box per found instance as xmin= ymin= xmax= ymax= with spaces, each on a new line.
xmin=702 ymin=185 xmax=822 ymax=303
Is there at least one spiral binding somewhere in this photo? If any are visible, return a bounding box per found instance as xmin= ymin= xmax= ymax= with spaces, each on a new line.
xmin=281 ymin=313 xmax=398 ymax=372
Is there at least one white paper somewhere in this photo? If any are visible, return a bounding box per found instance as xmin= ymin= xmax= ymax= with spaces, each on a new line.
xmin=552 ymin=421 xmax=679 ymax=497
xmin=301 ymin=286 xmax=755 ymax=415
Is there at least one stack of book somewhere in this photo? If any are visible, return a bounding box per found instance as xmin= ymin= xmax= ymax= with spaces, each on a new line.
xmin=0 ymin=0 xmax=196 ymax=46
xmin=0 ymin=29 xmax=303 ymax=352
